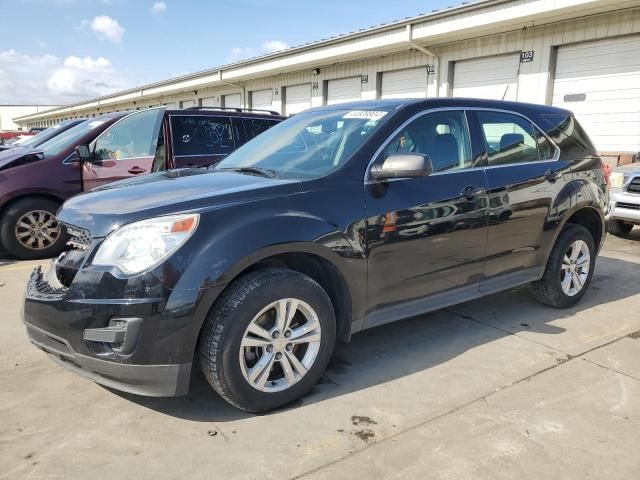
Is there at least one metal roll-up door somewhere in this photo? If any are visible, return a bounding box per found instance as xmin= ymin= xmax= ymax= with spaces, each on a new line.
xmin=223 ymin=94 xmax=241 ymax=109
xmin=284 ymin=84 xmax=311 ymax=115
xmin=327 ymin=77 xmax=361 ymax=105
xmin=200 ymin=97 xmax=217 ymax=107
xmin=552 ymin=35 xmax=640 ymax=152
xmin=381 ymin=67 xmax=428 ymax=99
xmin=250 ymin=89 xmax=273 ymax=111
xmin=453 ymin=54 xmax=520 ymax=101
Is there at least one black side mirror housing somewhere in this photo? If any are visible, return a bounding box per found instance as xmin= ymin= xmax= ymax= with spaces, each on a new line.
xmin=75 ymin=144 xmax=92 ymax=162
xmin=370 ymin=153 xmax=433 ymax=180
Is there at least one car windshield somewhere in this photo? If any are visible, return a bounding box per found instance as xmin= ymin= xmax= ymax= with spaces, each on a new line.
xmin=215 ymin=108 xmax=391 ymax=179
xmin=38 ymin=117 xmax=110 ymax=157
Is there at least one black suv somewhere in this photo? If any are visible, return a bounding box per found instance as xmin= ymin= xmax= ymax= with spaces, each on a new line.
xmin=23 ymin=98 xmax=607 ymax=412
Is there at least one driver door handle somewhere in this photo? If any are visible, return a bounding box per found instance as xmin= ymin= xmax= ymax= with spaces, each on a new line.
xmin=460 ymin=185 xmax=485 ymax=200
xmin=128 ymin=166 xmax=147 ymax=175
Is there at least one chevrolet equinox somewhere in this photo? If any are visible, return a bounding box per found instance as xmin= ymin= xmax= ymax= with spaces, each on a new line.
xmin=23 ymin=98 xmax=607 ymax=412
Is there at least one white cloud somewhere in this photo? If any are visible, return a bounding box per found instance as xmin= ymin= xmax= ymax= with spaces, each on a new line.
xmin=228 ymin=39 xmax=289 ymax=62
xmin=151 ymin=2 xmax=167 ymax=14
xmin=0 ymin=49 xmax=127 ymax=104
xmin=261 ymin=40 xmax=289 ymax=53
xmin=89 ymin=15 xmax=125 ymax=43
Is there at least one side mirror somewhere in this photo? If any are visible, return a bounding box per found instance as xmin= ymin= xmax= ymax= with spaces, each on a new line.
xmin=75 ymin=144 xmax=92 ymax=162
xmin=370 ymin=153 xmax=433 ymax=181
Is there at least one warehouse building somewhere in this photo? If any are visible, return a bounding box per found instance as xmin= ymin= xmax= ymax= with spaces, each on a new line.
xmin=14 ymin=0 xmax=640 ymax=162
xmin=0 ymin=104 xmax=57 ymax=132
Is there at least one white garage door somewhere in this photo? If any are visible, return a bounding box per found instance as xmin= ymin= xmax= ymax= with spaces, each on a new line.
xmin=250 ymin=89 xmax=273 ymax=111
xmin=381 ymin=67 xmax=428 ymax=99
xmin=552 ymin=36 xmax=640 ymax=152
xmin=327 ymin=77 xmax=361 ymax=105
xmin=223 ymin=93 xmax=241 ymax=109
xmin=180 ymin=100 xmax=195 ymax=109
xmin=163 ymin=102 xmax=177 ymax=109
xmin=200 ymin=97 xmax=217 ymax=107
xmin=285 ymin=84 xmax=311 ymax=115
xmin=453 ymin=54 xmax=520 ymax=101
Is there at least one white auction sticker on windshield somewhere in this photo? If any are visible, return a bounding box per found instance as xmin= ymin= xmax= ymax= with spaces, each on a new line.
xmin=87 ymin=120 xmax=105 ymax=129
xmin=342 ymin=110 xmax=388 ymax=121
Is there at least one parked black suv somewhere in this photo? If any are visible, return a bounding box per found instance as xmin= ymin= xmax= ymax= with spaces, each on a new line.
xmin=23 ymin=98 xmax=606 ymax=412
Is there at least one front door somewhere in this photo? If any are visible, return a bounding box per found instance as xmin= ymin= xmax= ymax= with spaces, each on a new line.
xmin=468 ymin=110 xmax=572 ymax=281
xmin=365 ymin=109 xmax=489 ymax=327
xmin=82 ymin=108 xmax=164 ymax=190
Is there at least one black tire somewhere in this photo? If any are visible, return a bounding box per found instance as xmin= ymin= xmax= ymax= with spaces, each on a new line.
xmin=532 ymin=224 xmax=596 ymax=308
xmin=0 ymin=197 xmax=67 ymax=260
xmin=198 ymin=268 xmax=336 ymax=412
xmin=607 ymin=220 xmax=634 ymax=236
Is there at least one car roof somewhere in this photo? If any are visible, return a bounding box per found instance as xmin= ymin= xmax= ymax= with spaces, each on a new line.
xmin=312 ymin=97 xmax=572 ymax=116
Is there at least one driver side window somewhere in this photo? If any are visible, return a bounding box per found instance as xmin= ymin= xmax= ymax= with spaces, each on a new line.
xmin=379 ymin=110 xmax=472 ymax=173
xmin=95 ymin=109 xmax=164 ymax=161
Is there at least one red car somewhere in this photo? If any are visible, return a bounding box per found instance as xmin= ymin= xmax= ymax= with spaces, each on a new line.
xmin=0 ymin=107 xmax=284 ymax=259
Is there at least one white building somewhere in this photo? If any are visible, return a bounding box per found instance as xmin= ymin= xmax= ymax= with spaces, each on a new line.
xmin=14 ymin=0 xmax=640 ymax=161
xmin=0 ymin=105 xmax=57 ymax=132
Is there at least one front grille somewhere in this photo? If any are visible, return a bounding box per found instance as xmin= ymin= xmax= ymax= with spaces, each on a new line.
xmin=617 ymin=202 xmax=640 ymax=211
xmin=64 ymin=223 xmax=92 ymax=251
xmin=627 ymin=177 xmax=640 ymax=194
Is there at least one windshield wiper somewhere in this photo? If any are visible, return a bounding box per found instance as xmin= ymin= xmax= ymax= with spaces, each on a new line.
xmin=218 ymin=166 xmax=277 ymax=178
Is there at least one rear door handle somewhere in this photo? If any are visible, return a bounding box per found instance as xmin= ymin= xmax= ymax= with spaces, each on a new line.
xmin=460 ymin=185 xmax=485 ymax=200
xmin=544 ymin=169 xmax=561 ymax=183
xmin=128 ymin=166 xmax=147 ymax=175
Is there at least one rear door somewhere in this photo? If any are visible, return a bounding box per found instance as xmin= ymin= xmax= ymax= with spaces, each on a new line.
xmin=469 ymin=109 xmax=571 ymax=284
xmin=82 ymin=108 xmax=164 ymax=190
xmin=169 ymin=114 xmax=240 ymax=168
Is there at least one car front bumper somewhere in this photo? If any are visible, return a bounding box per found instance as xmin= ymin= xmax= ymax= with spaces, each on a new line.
xmin=606 ymin=190 xmax=640 ymax=224
xmin=22 ymin=265 xmax=196 ymax=397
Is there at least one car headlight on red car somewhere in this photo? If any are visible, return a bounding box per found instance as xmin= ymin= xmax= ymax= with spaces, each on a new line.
xmin=92 ymin=213 xmax=199 ymax=274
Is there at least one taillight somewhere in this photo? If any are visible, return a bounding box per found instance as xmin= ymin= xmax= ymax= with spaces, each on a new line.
xmin=601 ymin=161 xmax=612 ymax=187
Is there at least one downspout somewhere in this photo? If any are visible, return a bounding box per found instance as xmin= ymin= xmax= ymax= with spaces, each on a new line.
xmin=406 ymin=24 xmax=440 ymax=97
xmin=219 ymin=76 xmax=247 ymax=108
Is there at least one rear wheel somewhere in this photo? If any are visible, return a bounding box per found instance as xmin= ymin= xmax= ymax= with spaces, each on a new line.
xmin=198 ymin=268 xmax=336 ymax=412
xmin=532 ymin=224 xmax=596 ymax=308
xmin=607 ymin=220 xmax=634 ymax=236
xmin=0 ymin=197 xmax=67 ymax=260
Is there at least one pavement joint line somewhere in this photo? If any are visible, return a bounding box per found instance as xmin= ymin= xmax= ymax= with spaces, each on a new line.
xmin=581 ymin=358 xmax=640 ymax=383
xmin=292 ymin=326 xmax=636 ymax=479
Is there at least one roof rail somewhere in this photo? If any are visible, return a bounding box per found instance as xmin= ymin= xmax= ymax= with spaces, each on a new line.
xmin=183 ymin=106 xmax=281 ymax=115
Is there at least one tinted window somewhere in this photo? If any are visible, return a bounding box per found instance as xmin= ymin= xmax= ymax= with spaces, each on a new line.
xmin=476 ymin=111 xmax=547 ymax=165
xmin=379 ymin=110 xmax=472 ymax=172
xmin=243 ymin=118 xmax=281 ymax=140
xmin=95 ymin=109 xmax=163 ymax=161
xmin=171 ymin=116 xmax=235 ymax=156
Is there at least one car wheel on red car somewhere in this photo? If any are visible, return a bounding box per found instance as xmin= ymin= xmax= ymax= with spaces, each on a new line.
xmin=0 ymin=197 xmax=68 ymax=260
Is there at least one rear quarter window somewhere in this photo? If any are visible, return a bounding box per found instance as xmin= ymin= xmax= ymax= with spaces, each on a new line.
xmin=243 ymin=118 xmax=281 ymax=140
xmin=170 ymin=116 xmax=236 ymax=156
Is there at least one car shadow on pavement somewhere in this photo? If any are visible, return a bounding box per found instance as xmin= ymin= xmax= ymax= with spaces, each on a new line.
xmin=114 ymin=254 xmax=640 ymax=422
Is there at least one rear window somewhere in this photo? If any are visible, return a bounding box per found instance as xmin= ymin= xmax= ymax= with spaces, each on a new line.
xmin=170 ymin=115 xmax=236 ymax=157
xmin=243 ymin=118 xmax=281 ymax=140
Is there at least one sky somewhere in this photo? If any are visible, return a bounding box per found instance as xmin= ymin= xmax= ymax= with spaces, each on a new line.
xmin=0 ymin=0 xmax=458 ymax=106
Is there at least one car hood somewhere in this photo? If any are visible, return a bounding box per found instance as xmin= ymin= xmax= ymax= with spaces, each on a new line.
xmin=0 ymin=147 xmax=43 ymax=170
xmin=614 ymin=163 xmax=640 ymax=175
xmin=58 ymin=168 xmax=301 ymax=237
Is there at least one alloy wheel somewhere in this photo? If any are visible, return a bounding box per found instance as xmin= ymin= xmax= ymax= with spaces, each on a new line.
xmin=560 ymin=239 xmax=590 ymax=296
xmin=14 ymin=210 xmax=60 ymax=251
xmin=239 ymin=298 xmax=322 ymax=393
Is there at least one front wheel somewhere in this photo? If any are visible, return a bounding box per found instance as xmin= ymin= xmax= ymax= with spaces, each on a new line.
xmin=532 ymin=224 xmax=596 ymax=308
xmin=0 ymin=197 xmax=67 ymax=260
xmin=198 ymin=268 xmax=336 ymax=412
xmin=607 ymin=220 xmax=634 ymax=236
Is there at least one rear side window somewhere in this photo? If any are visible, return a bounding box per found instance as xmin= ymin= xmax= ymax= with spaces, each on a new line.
xmin=243 ymin=118 xmax=281 ymax=140
xmin=476 ymin=111 xmax=554 ymax=165
xmin=170 ymin=116 xmax=236 ymax=156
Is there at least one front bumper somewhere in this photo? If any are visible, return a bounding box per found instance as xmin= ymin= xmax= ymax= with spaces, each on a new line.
xmin=606 ymin=190 xmax=640 ymax=224
xmin=22 ymin=265 xmax=197 ymax=397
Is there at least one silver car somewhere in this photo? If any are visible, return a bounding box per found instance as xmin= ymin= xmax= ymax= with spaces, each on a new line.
xmin=607 ymin=162 xmax=640 ymax=236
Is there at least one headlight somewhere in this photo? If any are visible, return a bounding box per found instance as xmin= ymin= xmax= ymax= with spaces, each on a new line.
xmin=610 ymin=172 xmax=625 ymax=189
xmin=92 ymin=213 xmax=199 ymax=274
